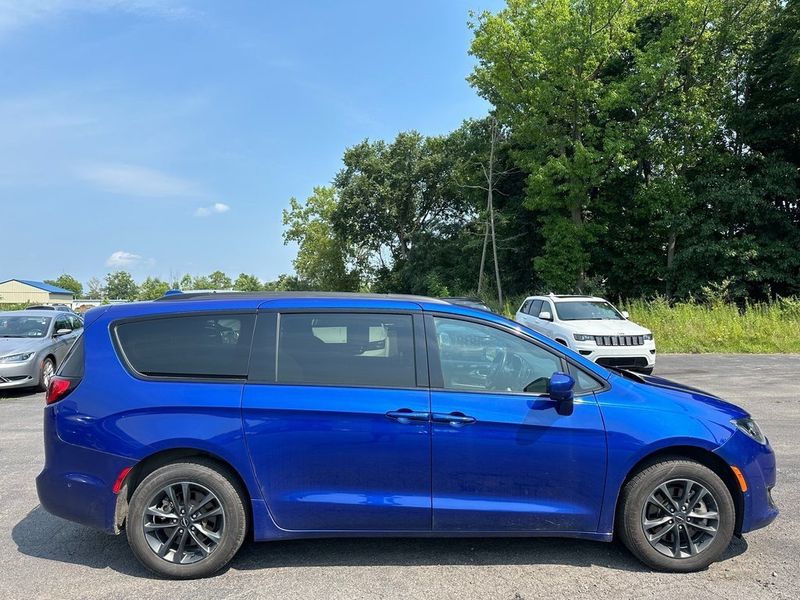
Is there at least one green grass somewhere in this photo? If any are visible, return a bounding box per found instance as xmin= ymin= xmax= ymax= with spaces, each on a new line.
xmin=621 ymin=297 xmax=800 ymax=353
xmin=484 ymin=293 xmax=800 ymax=354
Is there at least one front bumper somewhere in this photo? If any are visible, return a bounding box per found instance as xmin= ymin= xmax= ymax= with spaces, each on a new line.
xmin=0 ymin=358 xmax=38 ymax=388
xmin=36 ymin=405 xmax=134 ymax=533
xmin=714 ymin=429 xmax=778 ymax=533
xmin=572 ymin=340 xmax=656 ymax=369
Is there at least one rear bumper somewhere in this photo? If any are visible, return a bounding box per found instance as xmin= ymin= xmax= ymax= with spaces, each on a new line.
xmin=714 ymin=430 xmax=778 ymax=533
xmin=36 ymin=406 xmax=134 ymax=533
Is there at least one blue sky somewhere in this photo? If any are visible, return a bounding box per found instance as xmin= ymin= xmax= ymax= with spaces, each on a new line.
xmin=0 ymin=0 xmax=502 ymax=287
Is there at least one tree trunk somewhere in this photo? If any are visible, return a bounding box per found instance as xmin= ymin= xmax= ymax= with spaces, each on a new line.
xmin=666 ymin=228 xmax=676 ymax=298
xmin=487 ymin=119 xmax=503 ymax=307
xmin=478 ymin=220 xmax=489 ymax=293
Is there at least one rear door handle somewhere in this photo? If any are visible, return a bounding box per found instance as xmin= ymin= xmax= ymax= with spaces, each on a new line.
xmin=431 ymin=412 xmax=477 ymax=427
xmin=385 ymin=409 xmax=430 ymax=424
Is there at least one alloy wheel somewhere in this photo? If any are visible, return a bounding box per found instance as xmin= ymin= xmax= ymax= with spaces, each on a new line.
xmin=142 ymin=481 xmax=225 ymax=565
xmin=641 ymin=478 xmax=720 ymax=559
xmin=41 ymin=360 xmax=55 ymax=389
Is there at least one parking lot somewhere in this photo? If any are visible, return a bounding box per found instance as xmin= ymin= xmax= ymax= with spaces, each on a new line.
xmin=0 ymin=354 xmax=797 ymax=600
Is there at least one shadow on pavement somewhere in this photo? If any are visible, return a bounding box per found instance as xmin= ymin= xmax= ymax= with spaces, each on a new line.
xmin=0 ymin=388 xmax=43 ymax=400
xmin=13 ymin=505 xmax=749 ymax=577
xmin=12 ymin=506 xmax=150 ymax=578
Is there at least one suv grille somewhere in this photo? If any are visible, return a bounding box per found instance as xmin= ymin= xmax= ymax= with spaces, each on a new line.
xmin=593 ymin=335 xmax=644 ymax=346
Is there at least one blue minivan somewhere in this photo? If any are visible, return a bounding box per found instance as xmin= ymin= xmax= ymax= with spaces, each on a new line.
xmin=36 ymin=292 xmax=777 ymax=578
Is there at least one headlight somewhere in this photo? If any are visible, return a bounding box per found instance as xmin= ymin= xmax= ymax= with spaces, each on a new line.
xmin=644 ymin=333 xmax=654 ymax=340
xmin=0 ymin=352 xmax=35 ymax=363
xmin=732 ymin=417 xmax=767 ymax=445
xmin=573 ymin=334 xmax=594 ymax=342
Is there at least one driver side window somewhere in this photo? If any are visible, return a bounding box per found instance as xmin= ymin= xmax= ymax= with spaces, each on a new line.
xmin=432 ymin=317 xmax=562 ymax=394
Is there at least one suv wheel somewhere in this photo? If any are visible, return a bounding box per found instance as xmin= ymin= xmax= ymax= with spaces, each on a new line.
xmin=618 ymin=458 xmax=735 ymax=572
xmin=127 ymin=459 xmax=247 ymax=579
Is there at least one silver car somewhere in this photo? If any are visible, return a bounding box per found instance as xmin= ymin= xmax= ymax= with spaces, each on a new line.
xmin=0 ymin=310 xmax=83 ymax=391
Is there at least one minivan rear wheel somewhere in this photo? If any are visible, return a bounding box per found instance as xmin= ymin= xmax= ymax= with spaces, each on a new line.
xmin=618 ymin=458 xmax=735 ymax=572
xmin=126 ymin=459 xmax=247 ymax=579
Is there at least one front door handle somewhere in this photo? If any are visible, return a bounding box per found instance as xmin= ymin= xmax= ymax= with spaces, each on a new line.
xmin=385 ymin=409 xmax=430 ymax=424
xmin=431 ymin=412 xmax=477 ymax=427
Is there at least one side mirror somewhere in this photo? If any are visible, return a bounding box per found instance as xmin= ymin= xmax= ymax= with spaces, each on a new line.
xmin=539 ymin=311 xmax=553 ymax=321
xmin=54 ymin=328 xmax=71 ymax=337
xmin=547 ymin=371 xmax=575 ymax=409
xmin=621 ymin=310 xmax=629 ymax=319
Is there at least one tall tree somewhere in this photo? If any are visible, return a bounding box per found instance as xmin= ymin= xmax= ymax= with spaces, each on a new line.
xmin=469 ymin=0 xmax=773 ymax=294
xmin=138 ymin=277 xmax=170 ymax=300
xmin=105 ymin=271 xmax=138 ymax=300
xmin=207 ymin=271 xmax=232 ymax=290
xmin=283 ymin=186 xmax=366 ymax=291
xmin=333 ymin=132 xmax=471 ymax=269
xmin=86 ymin=277 xmax=104 ymax=299
xmin=45 ymin=274 xmax=82 ymax=297
xmin=233 ymin=273 xmax=263 ymax=291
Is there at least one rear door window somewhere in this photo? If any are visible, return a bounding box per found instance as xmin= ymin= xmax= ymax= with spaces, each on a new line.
xmin=115 ymin=313 xmax=255 ymax=378
xmin=276 ymin=313 xmax=415 ymax=388
xmin=528 ymin=300 xmax=542 ymax=315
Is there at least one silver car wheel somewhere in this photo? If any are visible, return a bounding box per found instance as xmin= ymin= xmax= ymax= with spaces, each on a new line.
xmin=41 ymin=358 xmax=55 ymax=389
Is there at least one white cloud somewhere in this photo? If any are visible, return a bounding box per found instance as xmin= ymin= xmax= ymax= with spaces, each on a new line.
xmin=194 ymin=202 xmax=230 ymax=217
xmin=76 ymin=162 xmax=199 ymax=198
xmin=106 ymin=250 xmax=142 ymax=267
xmin=0 ymin=1 xmax=194 ymax=38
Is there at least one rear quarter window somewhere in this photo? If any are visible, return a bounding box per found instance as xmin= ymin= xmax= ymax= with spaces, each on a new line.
xmin=115 ymin=314 xmax=255 ymax=379
xmin=57 ymin=333 xmax=85 ymax=377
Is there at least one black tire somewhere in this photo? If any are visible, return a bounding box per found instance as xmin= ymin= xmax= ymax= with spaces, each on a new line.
xmin=639 ymin=366 xmax=654 ymax=375
xmin=38 ymin=357 xmax=55 ymax=392
xmin=126 ymin=459 xmax=247 ymax=579
xmin=617 ymin=458 xmax=735 ymax=572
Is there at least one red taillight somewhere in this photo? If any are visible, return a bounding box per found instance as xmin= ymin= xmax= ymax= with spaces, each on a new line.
xmin=46 ymin=376 xmax=73 ymax=405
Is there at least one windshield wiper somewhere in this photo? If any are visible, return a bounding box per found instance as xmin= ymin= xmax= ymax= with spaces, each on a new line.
xmin=605 ymin=365 xmax=646 ymax=382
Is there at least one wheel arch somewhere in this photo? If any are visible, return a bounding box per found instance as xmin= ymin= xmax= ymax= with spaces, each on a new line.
xmin=114 ymin=447 xmax=253 ymax=537
xmin=612 ymin=445 xmax=744 ymax=536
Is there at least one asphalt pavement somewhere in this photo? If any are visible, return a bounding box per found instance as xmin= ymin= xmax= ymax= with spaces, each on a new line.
xmin=1 ymin=354 xmax=797 ymax=599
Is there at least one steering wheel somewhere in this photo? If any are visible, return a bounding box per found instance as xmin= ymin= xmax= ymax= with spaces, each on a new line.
xmin=487 ymin=347 xmax=507 ymax=382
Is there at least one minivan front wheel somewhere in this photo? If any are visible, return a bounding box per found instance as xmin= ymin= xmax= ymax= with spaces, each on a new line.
xmin=618 ymin=459 xmax=735 ymax=572
xmin=127 ymin=459 xmax=247 ymax=578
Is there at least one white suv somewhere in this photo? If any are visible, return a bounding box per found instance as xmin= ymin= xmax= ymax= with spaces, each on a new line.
xmin=514 ymin=294 xmax=656 ymax=374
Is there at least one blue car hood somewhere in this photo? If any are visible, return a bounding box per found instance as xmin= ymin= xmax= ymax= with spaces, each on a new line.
xmin=608 ymin=370 xmax=749 ymax=421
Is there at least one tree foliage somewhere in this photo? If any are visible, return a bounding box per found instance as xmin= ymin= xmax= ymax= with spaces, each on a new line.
xmin=280 ymin=0 xmax=799 ymax=303
xmin=45 ymin=274 xmax=83 ymax=297
xmin=138 ymin=277 xmax=170 ymax=300
xmin=104 ymin=271 xmax=139 ymax=301
xmin=283 ymin=186 xmax=366 ymax=291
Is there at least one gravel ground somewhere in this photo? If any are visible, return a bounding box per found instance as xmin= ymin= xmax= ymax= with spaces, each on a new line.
xmin=0 ymin=354 xmax=797 ymax=600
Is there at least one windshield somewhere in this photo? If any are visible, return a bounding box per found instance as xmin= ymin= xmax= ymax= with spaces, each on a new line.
xmin=555 ymin=301 xmax=623 ymax=321
xmin=0 ymin=316 xmax=52 ymax=338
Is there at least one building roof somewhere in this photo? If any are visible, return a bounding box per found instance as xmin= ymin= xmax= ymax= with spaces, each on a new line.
xmin=0 ymin=279 xmax=75 ymax=295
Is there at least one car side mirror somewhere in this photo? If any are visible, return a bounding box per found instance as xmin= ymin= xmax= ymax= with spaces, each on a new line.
xmin=547 ymin=371 xmax=575 ymax=415
xmin=54 ymin=328 xmax=71 ymax=337
xmin=539 ymin=311 xmax=553 ymax=321
xmin=621 ymin=310 xmax=629 ymax=319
